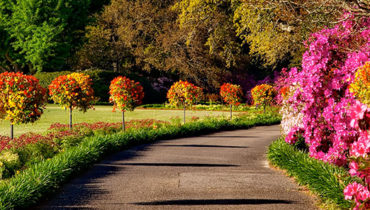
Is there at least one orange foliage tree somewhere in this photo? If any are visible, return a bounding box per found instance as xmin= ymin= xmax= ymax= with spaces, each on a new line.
xmin=49 ymin=73 xmax=95 ymax=129
xmin=251 ymin=84 xmax=277 ymax=112
xmin=167 ymin=80 xmax=203 ymax=123
xmin=109 ymin=76 xmax=144 ymax=130
xmin=220 ymin=83 xmax=243 ymax=119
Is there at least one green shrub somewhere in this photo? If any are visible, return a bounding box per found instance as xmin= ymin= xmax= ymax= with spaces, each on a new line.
xmin=268 ymin=138 xmax=353 ymax=209
xmin=17 ymin=142 xmax=57 ymax=168
xmin=0 ymin=151 xmax=22 ymax=178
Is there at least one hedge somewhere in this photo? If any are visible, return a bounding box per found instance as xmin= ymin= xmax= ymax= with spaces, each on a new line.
xmin=0 ymin=114 xmax=280 ymax=209
xmin=268 ymin=138 xmax=354 ymax=209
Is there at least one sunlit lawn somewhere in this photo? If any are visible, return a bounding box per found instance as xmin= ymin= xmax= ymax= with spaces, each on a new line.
xmin=0 ymin=104 xmax=233 ymax=137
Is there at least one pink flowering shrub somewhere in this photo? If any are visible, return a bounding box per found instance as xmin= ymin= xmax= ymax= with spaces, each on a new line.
xmin=277 ymin=14 xmax=369 ymax=208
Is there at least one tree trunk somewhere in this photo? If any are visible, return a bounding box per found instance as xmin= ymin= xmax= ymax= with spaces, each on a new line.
xmin=122 ymin=111 xmax=125 ymax=131
xmin=69 ymin=107 xmax=73 ymax=130
xmin=10 ymin=124 xmax=14 ymax=139
xmin=230 ymin=104 xmax=233 ymax=120
xmin=183 ymin=106 xmax=186 ymax=124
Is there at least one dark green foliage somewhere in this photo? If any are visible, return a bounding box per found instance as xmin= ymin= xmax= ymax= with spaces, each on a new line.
xmin=0 ymin=114 xmax=280 ymax=209
xmin=268 ymin=138 xmax=353 ymax=208
xmin=0 ymin=0 xmax=93 ymax=73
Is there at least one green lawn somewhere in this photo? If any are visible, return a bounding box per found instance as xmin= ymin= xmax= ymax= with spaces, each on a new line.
xmin=0 ymin=104 xmax=233 ymax=137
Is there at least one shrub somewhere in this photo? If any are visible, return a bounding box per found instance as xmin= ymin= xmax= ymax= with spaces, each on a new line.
xmin=220 ymin=83 xmax=243 ymax=106
xmin=49 ymin=73 xmax=96 ymax=129
xmin=251 ymin=84 xmax=277 ymax=108
xmin=109 ymin=76 xmax=144 ymax=130
xmin=0 ymin=72 xmax=47 ymax=138
xmin=276 ymin=14 xmax=370 ymax=208
xmin=167 ymin=80 xmax=203 ymax=123
xmin=167 ymin=80 xmax=203 ymax=108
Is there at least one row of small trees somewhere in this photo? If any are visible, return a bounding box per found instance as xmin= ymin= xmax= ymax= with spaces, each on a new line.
xmin=0 ymin=72 xmax=276 ymax=138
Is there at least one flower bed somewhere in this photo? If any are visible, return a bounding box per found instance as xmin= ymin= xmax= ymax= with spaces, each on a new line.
xmin=0 ymin=119 xmax=168 ymax=180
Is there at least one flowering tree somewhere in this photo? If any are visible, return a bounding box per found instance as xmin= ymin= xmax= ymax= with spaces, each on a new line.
xmin=220 ymin=83 xmax=243 ymax=120
xmin=167 ymin=80 xmax=203 ymax=123
xmin=109 ymin=76 xmax=144 ymax=131
xmin=278 ymin=14 xmax=369 ymax=208
xmin=251 ymin=84 xmax=277 ymax=112
xmin=0 ymin=72 xmax=47 ymax=138
xmin=49 ymin=73 xmax=95 ymax=129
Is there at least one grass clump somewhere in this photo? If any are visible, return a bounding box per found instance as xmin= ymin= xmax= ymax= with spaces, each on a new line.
xmin=268 ymin=138 xmax=353 ymax=209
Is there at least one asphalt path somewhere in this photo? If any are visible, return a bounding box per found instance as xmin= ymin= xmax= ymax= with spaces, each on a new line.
xmin=38 ymin=125 xmax=317 ymax=210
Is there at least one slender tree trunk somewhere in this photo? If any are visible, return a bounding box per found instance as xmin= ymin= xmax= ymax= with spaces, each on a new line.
xmin=122 ymin=111 xmax=125 ymax=131
xmin=264 ymin=105 xmax=266 ymax=113
xmin=69 ymin=107 xmax=73 ymax=130
xmin=10 ymin=124 xmax=14 ymax=139
xmin=230 ymin=104 xmax=233 ymax=120
xmin=183 ymin=106 xmax=186 ymax=124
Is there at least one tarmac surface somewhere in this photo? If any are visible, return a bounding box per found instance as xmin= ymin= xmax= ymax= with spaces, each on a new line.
xmin=38 ymin=125 xmax=317 ymax=210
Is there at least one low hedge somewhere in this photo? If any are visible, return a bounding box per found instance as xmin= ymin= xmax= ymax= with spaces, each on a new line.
xmin=268 ymin=138 xmax=353 ymax=209
xmin=0 ymin=114 xmax=280 ymax=209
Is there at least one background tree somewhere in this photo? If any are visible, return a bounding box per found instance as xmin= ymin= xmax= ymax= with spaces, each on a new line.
xmin=0 ymin=0 xmax=93 ymax=73
xmin=48 ymin=73 xmax=95 ymax=129
xmin=160 ymin=0 xmax=251 ymax=91
xmin=0 ymin=72 xmax=47 ymax=138
xmin=220 ymin=83 xmax=243 ymax=120
xmin=109 ymin=76 xmax=144 ymax=131
xmin=167 ymin=80 xmax=203 ymax=124
xmin=77 ymin=0 xmax=174 ymax=73
xmin=233 ymin=0 xmax=369 ymax=67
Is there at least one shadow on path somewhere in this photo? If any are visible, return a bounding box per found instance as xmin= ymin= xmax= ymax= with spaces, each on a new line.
xmin=133 ymin=199 xmax=294 ymax=206
xmin=158 ymin=144 xmax=248 ymax=148
xmin=37 ymin=145 xmax=152 ymax=209
xmin=203 ymin=136 xmax=258 ymax=138
xmin=111 ymin=163 xmax=239 ymax=167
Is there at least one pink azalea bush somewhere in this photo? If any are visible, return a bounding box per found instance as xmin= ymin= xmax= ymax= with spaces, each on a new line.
xmin=278 ymin=14 xmax=369 ymax=208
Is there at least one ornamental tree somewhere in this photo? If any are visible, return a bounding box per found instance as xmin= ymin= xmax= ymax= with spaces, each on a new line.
xmin=109 ymin=76 xmax=144 ymax=131
xmin=167 ymin=80 xmax=203 ymax=123
xmin=49 ymin=73 xmax=95 ymax=129
xmin=0 ymin=72 xmax=47 ymax=138
xmin=251 ymin=84 xmax=277 ymax=112
xmin=220 ymin=83 xmax=243 ymax=120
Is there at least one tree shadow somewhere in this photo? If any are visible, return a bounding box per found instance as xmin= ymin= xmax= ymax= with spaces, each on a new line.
xmin=36 ymin=145 xmax=152 ymax=209
xmin=158 ymin=144 xmax=248 ymax=148
xmin=133 ymin=198 xmax=294 ymax=206
xmin=203 ymin=136 xmax=259 ymax=138
xmin=113 ymin=163 xmax=239 ymax=167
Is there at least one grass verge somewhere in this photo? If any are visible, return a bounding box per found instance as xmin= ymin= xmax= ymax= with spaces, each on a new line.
xmin=0 ymin=114 xmax=280 ymax=209
xmin=268 ymin=138 xmax=352 ymax=209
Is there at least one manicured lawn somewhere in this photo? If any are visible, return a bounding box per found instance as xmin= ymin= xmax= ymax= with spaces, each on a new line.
xmin=0 ymin=104 xmax=233 ymax=137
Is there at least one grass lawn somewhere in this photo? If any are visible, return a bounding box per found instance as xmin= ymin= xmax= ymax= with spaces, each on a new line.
xmin=0 ymin=104 xmax=234 ymax=137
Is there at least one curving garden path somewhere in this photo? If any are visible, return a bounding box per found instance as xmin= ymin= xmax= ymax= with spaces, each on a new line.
xmin=38 ymin=125 xmax=316 ymax=210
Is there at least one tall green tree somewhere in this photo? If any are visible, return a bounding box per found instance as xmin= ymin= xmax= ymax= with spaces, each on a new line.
xmin=0 ymin=0 xmax=92 ymax=73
